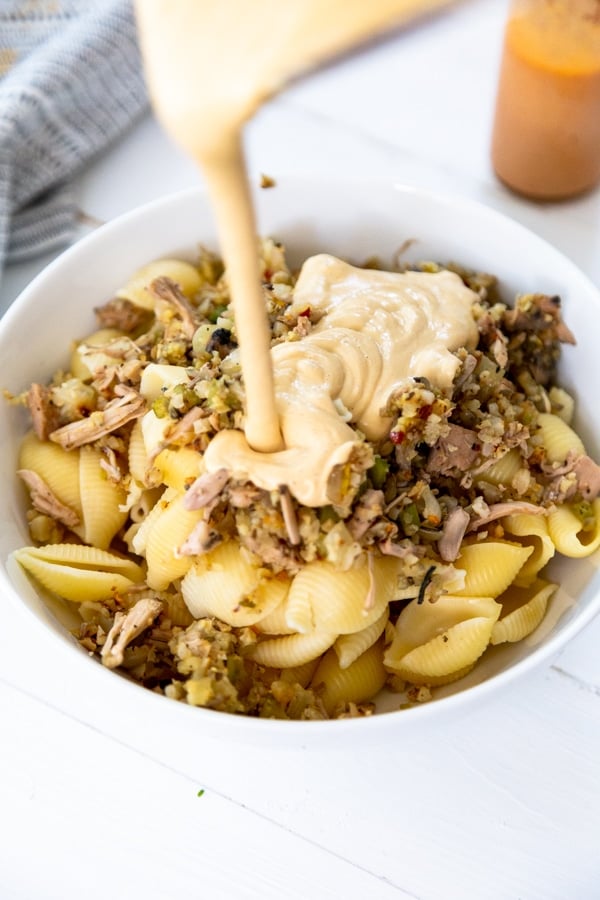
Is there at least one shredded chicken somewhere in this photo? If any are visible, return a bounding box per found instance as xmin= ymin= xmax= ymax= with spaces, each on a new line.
xmin=94 ymin=296 xmax=153 ymax=333
xmin=279 ymin=485 xmax=300 ymax=545
xmin=17 ymin=469 xmax=80 ymax=528
xmin=49 ymin=390 xmax=146 ymax=450
xmin=150 ymin=276 xmax=197 ymax=340
xmin=178 ymin=519 xmax=223 ymax=556
xmin=427 ymin=424 xmax=479 ymax=476
xmin=572 ymin=455 xmax=600 ymax=500
xmin=437 ymin=506 xmax=469 ymax=562
xmin=347 ymin=489 xmax=385 ymax=540
xmin=184 ymin=468 xmax=230 ymax=510
xmin=26 ymin=383 xmax=60 ymax=441
xmin=101 ymin=597 xmax=163 ymax=669
xmin=467 ymin=500 xmax=546 ymax=532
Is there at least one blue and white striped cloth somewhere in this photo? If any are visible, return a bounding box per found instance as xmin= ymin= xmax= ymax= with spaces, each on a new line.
xmin=0 ymin=0 xmax=148 ymax=278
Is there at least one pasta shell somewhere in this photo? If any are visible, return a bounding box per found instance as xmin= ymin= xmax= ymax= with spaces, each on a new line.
xmin=310 ymin=640 xmax=386 ymax=715
xmin=70 ymin=328 xmax=124 ymax=380
xmin=181 ymin=540 xmax=290 ymax=626
xmin=248 ymin=631 xmax=337 ymax=668
xmin=384 ymin=594 xmax=500 ymax=685
xmin=144 ymin=492 xmax=205 ymax=590
xmin=131 ymin=486 xmax=177 ymax=556
xmin=393 ymin=663 xmax=476 ymax=688
xmin=116 ymin=258 xmax=203 ymax=309
xmin=491 ymin=580 xmax=557 ymax=645
xmin=154 ymin=446 xmax=203 ymax=491
xmin=284 ymin=578 xmax=314 ymax=634
xmin=474 ymin=448 xmax=521 ymax=487
xmin=139 ymin=363 xmax=194 ymax=402
xmin=455 ymin=540 xmax=533 ymax=597
xmin=128 ymin=419 xmax=162 ymax=488
xmin=502 ymin=514 xmax=555 ymax=587
xmin=334 ymin=608 xmax=389 ymax=669
xmin=128 ymin=487 xmax=165 ymax=525
xmin=387 ymin=618 xmax=495 ymax=686
xmin=537 ymin=412 xmax=585 ymax=463
xmin=547 ymin=499 xmax=600 ymax=558
xmin=285 ymin=555 xmax=399 ymax=635
xmin=13 ymin=544 xmax=144 ymax=603
xmin=79 ymin=446 xmax=128 ymax=549
xmin=19 ymin=431 xmax=82 ymax=515
xmin=548 ymin=387 xmax=575 ymax=425
xmin=279 ymin=659 xmax=320 ymax=688
xmin=254 ymin=594 xmax=296 ymax=635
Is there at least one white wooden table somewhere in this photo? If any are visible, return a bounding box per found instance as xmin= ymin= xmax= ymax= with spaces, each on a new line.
xmin=2 ymin=2 xmax=600 ymax=897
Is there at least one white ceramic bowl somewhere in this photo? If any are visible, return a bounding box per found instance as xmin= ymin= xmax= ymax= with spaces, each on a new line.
xmin=2 ymin=178 xmax=599 ymax=743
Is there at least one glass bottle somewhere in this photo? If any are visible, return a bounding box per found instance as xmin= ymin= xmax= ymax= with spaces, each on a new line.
xmin=491 ymin=0 xmax=600 ymax=200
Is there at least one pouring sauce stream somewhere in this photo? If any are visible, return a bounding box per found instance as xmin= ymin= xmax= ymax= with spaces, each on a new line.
xmin=133 ymin=0 xmax=450 ymax=457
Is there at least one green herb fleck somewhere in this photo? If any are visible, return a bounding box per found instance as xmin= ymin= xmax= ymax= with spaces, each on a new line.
xmin=197 ymin=788 xmax=205 ymax=798
xmin=369 ymin=455 xmax=389 ymax=489
xmin=400 ymin=502 xmax=420 ymax=536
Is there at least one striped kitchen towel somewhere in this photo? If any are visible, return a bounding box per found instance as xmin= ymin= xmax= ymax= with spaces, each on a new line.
xmin=0 ymin=0 xmax=148 ymax=278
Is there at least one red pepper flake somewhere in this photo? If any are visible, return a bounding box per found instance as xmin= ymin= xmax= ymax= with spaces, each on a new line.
xmin=390 ymin=430 xmax=405 ymax=445
xmin=298 ymin=307 xmax=311 ymax=318
xmin=417 ymin=404 xmax=433 ymax=419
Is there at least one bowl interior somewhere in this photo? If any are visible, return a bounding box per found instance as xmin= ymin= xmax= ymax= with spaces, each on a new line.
xmin=1 ymin=178 xmax=599 ymax=725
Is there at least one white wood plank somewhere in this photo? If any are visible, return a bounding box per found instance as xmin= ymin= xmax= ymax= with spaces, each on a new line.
xmin=0 ymin=681 xmax=413 ymax=900
xmin=2 ymin=596 xmax=600 ymax=900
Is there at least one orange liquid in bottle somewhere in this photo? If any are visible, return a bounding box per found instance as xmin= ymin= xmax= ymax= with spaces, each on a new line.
xmin=491 ymin=2 xmax=600 ymax=200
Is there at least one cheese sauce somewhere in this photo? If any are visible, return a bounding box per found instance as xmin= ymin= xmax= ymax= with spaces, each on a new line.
xmin=203 ymin=256 xmax=479 ymax=506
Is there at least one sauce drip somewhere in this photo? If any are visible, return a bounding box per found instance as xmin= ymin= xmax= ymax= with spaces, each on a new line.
xmin=203 ymin=255 xmax=479 ymax=506
xmin=133 ymin=0 xmax=451 ymax=456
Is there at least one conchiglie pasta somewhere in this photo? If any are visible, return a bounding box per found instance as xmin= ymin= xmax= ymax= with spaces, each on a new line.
xmin=547 ymin=499 xmax=600 ymax=558
xmin=548 ymin=386 xmax=575 ymax=425
xmin=128 ymin=419 xmax=161 ymax=488
xmin=455 ymin=540 xmax=533 ymax=598
xmin=19 ymin=431 xmax=82 ymax=516
xmin=131 ymin=486 xmax=177 ymax=556
xmin=19 ymin=433 xmax=127 ymax=550
xmin=248 ymin=631 xmax=337 ymax=668
xmin=128 ymin=488 xmax=164 ymax=525
xmin=78 ymin=446 xmax=128 ymax=549
xmin=253 ymin=594 xmax=296 ymax=635
xmin=154 ymin=446 xmax=203 ymax=491
xmin=537 ymin=412 xmax=585 ymax=463
xmin=310 ymin=640 xmax=387 ymax=715
xmin=285 ymin=555 xmax=399 ymax=635
xmin=384 ymin=595 xmax=500 ymax=685
xmin=116 ymin=258 xmax=203 ymax=310
xmin=70 ymin=328 xmax=124 ymax=380
xmin=181 ymin=540 xmax=290 ymax=626
xmin=333 ymin=608 xmax=389 ymax=669
xmin=279 ymin=658 xmax=320 ymax=688
xmin=474 ymin=448 xmax=522 ymax=487
xmin=501 ymin=514 xmax=555 ymax=586
xmin=13 ymin=544 xmax=144 ymax=602
xmin=491 ymin=579 xmax=557 ymax=645
xmin=144 ymin=492 xmax=205 ymax=590
xmin=139 ymin=363 xmax=194 ymax=402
